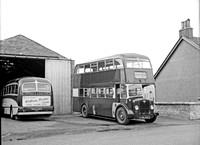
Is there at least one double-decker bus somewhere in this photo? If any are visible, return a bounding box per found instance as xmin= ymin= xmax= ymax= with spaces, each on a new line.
xmin=73 ymin=53 xmax=158 ymax=124
xmin=1 ymin=77 xmax=54 ymax=119
xmin=73 ymin=53 xmax=159 ymax=125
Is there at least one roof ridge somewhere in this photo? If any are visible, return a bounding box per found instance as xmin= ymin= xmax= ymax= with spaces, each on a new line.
xmin=154 ymin=36 xmax=199 ymax=78
xmin=1 ymin=34 xmax=70 ymax=60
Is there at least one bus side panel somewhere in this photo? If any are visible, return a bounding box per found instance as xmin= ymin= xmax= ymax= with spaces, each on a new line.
xmin=2 ymin=97 xmax=18 ymax=115
xmin=89 ymin=98 xmax=114 ymax=117
xmin=73 ymin=97 xmax=80 ymax=112
xmin=73 ymin=75 xmax=81 ymax=88
xmin=79 ymin=70 xmax=121 ymax=88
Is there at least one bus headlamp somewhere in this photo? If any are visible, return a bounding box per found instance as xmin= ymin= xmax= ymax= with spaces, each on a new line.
xmin=134 ymin=105 xmax=139 ymax=110
xmin=150 ymin=105 xmax=154 ymax=110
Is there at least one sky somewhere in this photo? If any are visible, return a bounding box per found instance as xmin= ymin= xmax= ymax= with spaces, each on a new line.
xmin=0 ymin=0 xmax=199 ymax=74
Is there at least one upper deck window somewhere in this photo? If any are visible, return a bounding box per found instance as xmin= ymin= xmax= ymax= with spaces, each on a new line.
xmin=75 ymin=58 xmax=124 ymax=74
xmin=114 ymin=59 xmax=124 ymax=68
xmin=85 ymin=64 xmax=91 ymax=73
xmin=98 ymin=61 xmax=105 ymax=71
xmin=126 ymin=58 xmax=151 ymax=69
xmin=77 ymin=65 xmax=84 ymax=74
xmin=91 ymin=63 xmax=98 ymax=72
xmin=105 ymin=59 xmax=114 ymax=70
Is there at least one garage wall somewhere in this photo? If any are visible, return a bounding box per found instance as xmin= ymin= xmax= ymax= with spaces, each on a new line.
xmin=45 ymin=59 xmax=73 ymax=115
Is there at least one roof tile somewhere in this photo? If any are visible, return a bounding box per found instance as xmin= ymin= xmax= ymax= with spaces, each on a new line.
xmin=0 ymin=35 xmax=68 ymax=59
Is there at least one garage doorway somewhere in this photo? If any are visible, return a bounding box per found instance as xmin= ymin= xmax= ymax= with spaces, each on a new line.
xmin=0 ymin=57 xmax=45 ymax=91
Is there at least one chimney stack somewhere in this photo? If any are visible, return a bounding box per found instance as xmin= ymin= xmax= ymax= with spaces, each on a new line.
xmin=179 ymin=19 xmax=193 ymax=38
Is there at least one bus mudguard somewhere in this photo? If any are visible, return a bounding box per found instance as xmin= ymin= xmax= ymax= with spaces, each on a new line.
xmin=112 ymin=102 xmax=134 ymax=118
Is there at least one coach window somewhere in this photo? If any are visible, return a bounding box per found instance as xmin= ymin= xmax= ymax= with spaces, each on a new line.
xmin=91 ymin=63 xmax=97 ymax=72
xmin=98 ymin=61 xmax=105 ymax=71
xmin=15 ymin=85 xmax=18 ymax=94
xmin=3 ymin=87 xmax=6 ymax=95
xmin=7 ymin=86 xmax=9 ymax=94
xmin=8 ymin=85 xmax=12 ymax=94
xmin=85 ymin=64 xmax=90 ymax=73
xmin=11 ymin=85 xmax=15 ymax=94
xmin=106 ymin=59 xmax=114 ymax=70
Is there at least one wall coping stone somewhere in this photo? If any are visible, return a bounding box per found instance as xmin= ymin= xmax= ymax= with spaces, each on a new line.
xmin=155 ymin=102 xmax=200 ymax=105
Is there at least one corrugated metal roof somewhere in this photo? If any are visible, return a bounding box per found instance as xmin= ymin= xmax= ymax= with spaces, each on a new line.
xmin=0 ymin=35 xmax=69 ymax=60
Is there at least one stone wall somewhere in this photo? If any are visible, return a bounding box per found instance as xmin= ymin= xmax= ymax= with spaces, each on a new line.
xmin=155 ymin=102 xmax=200 ymax=120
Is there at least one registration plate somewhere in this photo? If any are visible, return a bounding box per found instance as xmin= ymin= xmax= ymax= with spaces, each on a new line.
xmin=140 ymin=115 xmax=150 ymax=119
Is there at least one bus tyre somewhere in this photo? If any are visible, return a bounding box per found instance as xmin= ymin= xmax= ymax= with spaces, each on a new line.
xmin=10 ymin=106 xmax=16 ymax=120
xmin=81 ymin=104 xmax=88 ymax=118
xmin=145 ymin=115 xmax=157 ymax=123
xmin=116 ymin=107 xmax=129 ymax=125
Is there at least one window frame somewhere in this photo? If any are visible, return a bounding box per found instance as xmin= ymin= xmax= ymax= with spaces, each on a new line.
xmin=98 ymin=88 xmax=105 ymax=98
xmin=105 ymin=88 xmax=114 ymax=98
xmin=105 ymin=59 xmax=114 ymax=70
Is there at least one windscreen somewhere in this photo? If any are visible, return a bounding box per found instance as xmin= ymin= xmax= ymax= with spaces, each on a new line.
xmin=22 ymin=82 xmax=51 ymax=92
xmin=126 ymin=58 xmax=151 ymax=69
xmin=22 ymin=83 xmax=36 ymax=92
xmin=128 ymin=84 xmax=143 ymax=97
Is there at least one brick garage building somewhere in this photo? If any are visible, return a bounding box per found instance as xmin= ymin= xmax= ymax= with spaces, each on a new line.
xmin=154 ymin=19 xmax=200 ymax=119
xmin=0 ymin=35 xmax=74 ymax=115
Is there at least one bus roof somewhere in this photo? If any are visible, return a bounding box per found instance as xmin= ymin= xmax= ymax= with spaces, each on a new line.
xmin=7 ymin=77 xmax=50 ymax=85
xmin=77 ymin=53 xmax=150 ymax=65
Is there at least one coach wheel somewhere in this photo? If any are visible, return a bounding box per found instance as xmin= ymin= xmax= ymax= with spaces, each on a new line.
xmin=116 ymin=107 xmax=129 ymax=125
xmin=81 ymin=104 xmax=88 ymax=118
xmin=145 ymin=115 xmax=157 ymax=123
xmin=10 ymin=106 xmax=16 ymax=120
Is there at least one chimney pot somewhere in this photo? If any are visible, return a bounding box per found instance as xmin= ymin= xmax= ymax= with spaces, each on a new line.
xmin=181 ymin=22 xmax=184 ymax=29
xmin=186 ymin=19 xmax=190 ymax=28
xmin=179 ymin=19 xmax=193 ymax=38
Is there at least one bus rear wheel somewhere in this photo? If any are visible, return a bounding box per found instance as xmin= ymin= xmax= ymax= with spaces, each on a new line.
xmin=10 ymin=106 xmax=16 ymax=120
xmin=81 ymin=104 xmax=88 ymax=118
xmin=116 ymin=107 xmax=129 ymax=125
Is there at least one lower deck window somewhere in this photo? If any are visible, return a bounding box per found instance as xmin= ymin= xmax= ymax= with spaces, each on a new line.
xmin=105 ymin=88 xmax=114 ymax=98
xmin=78 ymin=87 xmax=114 ymax=98
xmin=91 ymin=88 xmax=97 ymax=97
xmin=98 ymin=88 xmax=105 ymax=98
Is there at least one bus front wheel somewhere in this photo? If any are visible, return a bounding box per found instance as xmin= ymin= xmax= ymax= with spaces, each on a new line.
xmin=145 ymin=115 xmax=157 ymax=123
xmin=116 ymin=107 xmax=129 ymax=125
xmin=81 ymin=104 xmax=88 ymax=118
